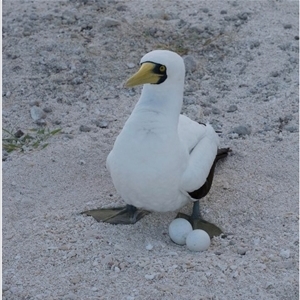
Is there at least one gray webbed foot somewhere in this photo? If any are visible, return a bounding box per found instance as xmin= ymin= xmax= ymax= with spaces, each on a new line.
xmin=82 ymin=204 xmax=150 ymax=225
xmin=176 ymin=201 xmax=223 ymax=238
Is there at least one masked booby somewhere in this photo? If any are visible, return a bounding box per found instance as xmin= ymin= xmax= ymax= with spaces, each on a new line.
xmin=83 ymin=50 xmax=230 ymax=237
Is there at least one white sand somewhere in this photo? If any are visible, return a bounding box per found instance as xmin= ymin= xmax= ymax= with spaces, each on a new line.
xmin=2 ymin=0 xmax=299 ymax=299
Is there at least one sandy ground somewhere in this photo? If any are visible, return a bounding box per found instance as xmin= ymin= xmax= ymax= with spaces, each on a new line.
xmin=2 ymin=0 xmax=299 ymax=299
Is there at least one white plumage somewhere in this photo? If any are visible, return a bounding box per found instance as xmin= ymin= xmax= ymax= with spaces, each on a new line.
xmin=106 ymin=50 xmax=219 ymax=212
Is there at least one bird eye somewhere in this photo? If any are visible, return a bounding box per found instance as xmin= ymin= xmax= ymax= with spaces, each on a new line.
xmin=159 ymin=65 xmax=166 ymax=73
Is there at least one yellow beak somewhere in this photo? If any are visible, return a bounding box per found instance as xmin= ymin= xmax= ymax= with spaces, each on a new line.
xmin=125 ymin=63 xmax=162 ymax=87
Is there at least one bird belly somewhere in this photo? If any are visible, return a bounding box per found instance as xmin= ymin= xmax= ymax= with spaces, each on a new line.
xmin=107 ymin=138 xmax=189 ymax=212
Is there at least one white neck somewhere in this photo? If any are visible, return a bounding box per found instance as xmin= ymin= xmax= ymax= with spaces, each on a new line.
xmin=131 ymin=81 xmax=184 ymax=130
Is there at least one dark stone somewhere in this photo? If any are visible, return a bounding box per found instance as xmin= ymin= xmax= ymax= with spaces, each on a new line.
xmin=43 ymin=107 xmax=53 ymax=113
xmin=283 ymin=24 xmax=292 ymax=29
xmin=231 ymin=125 xmax=251 ymax=136
xmin=227 ymin=105 xmax=237 ymax=113
xmin=14 ymin=129 xmax=24 ymax=138
xmin=79 ymin=125 xmax=91 ymax=132
xmin=237 ymin=12 xmax=248 ymax=21
xmin=95 ymin=120 xmax=109 ymax=128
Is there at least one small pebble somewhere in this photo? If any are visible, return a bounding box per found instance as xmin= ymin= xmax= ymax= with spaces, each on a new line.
xmin=228 ymin=133 xmax=239 ymax=139
xmin=283 ymin=24 xmax=292 ymax=29
xmin=284 ymin=125 xmax=298 ymax=133
xmin=212 ymin=107 xmax=221 ymax=115
xmin=36 ymin=119 xmax=47 ymax=126
xmin=29 ymin=13 xmax=39 ymax=21
xmin=30 ymin=106 xmax=46 ymax=121
xmin=278 ymin=43 xmax=291 ymax=51
xmin=47 ymin=246 xmax=58 ymax=251
xmin=203 ymin=108 xmax=211 ymax=116
xmin=265 ymin=282 xmax=274 ymax=290
xmin=166 ymin=251 xmax=178 ymax=256
xmin=69 ymin=276 xmax=81 ymax=284
xmin=92 ymin=261 xmax=98 ymax=267
xmin=263 ymin=124 xmax=273 ymax=131
xmin=145 ymin=274 xmax=155 ymax=280
xmin=14 ymin=129 xmax=24 ymax=138
xmin=282 ymin=114 xmax=293 ymax=122
xmin=23 ymin=26 xmax=32 ymax=36
xmin=231 ymin=125 xmax=252 ymax=136
xmin=270 ymin=71 xmax=280 ymax=77
xmin=274 ymin=134 xmax=283 ymax=142
xmin=72 ymin=77 xmax=83 ymax=85
xmin=79 ymin=125 xmax=91 ymax=132
xmin=43 ymin=107 xmax=53 ymax=113
xmin=103 ymin=17 xmax=121 ymax=27
xmin=280 ymin=249 xmax=290 ymax=259
xmin=126 ymin=62 xmax=136 ymax=69
xmin=95 ymin=120 xmax=109 ymax=128
xmin=145 ymin=243 xmax=153 ymax=251
xmin=128 ymin=89 xmax=136 ymax=96
xmin=250 ymin=40 xmax=260 ymax=49
xmin=237 ymin=12 xmax=248 ymax=21
xmin=94 ymin=0 xmax=106 ymax=9
xmin=227 ymin=105 xmax=237 ymax=112
xmin=59 ymin=244 xmax=71 ymax=251
xmin=232 ymin=270 xmax=239 ymax=278
xmin=237 ymin=247 xmax=247 ymax=255
xmin=253 ymin=238 xmax=260 ymax=246
xmin=2 ymin=284 xmax=9 ymax=292
xmin=114 ymin=243 xmax=123 ymax=251
xmin=208 ymin=96 xmax=218 ymax=104
xmin=62 ymin=10 xmax=77 ymax=25
xmin=116 ymin=5 xmax=128 ymax=11
xmin=183 ymin=55 xmax=197 ymax=73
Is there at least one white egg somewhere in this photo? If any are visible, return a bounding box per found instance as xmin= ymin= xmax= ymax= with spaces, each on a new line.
xmin=168 ymin=218 xmax=193 ymax=245
xmin=186 ymin=229 xmax=211 ymax=251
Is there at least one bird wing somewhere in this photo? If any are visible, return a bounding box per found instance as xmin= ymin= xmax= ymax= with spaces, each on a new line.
xmin=178 ymin=114 xmax=219 ymax=193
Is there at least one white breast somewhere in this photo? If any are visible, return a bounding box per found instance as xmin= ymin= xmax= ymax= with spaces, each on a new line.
xmin=106 ymin=116 xmax=190 ymax=211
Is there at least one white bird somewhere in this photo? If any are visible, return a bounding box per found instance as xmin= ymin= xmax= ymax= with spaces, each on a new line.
xmin=83 ymin=50 xmax=230 ymax=237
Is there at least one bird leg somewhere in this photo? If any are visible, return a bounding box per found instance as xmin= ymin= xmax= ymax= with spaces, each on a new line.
xmin=175 ymin=148 xmax=231 ymax=238
xmin=176 ymin=201 xmax=223 ymax=238
xmin=191 ymin=200 xmax=202 ymax=219
xmin=82 ymin=204 xmax=150 ymax=225
xmin=191 ymin=200 xmax=223 ymax=238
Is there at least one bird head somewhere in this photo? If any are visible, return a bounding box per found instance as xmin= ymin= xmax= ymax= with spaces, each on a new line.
xmin=125 ymin=50 xmax=185 ymax=88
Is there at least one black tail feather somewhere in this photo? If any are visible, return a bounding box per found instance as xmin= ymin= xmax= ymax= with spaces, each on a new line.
xmin=188 ymin=147 xmax=231 ymax=200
